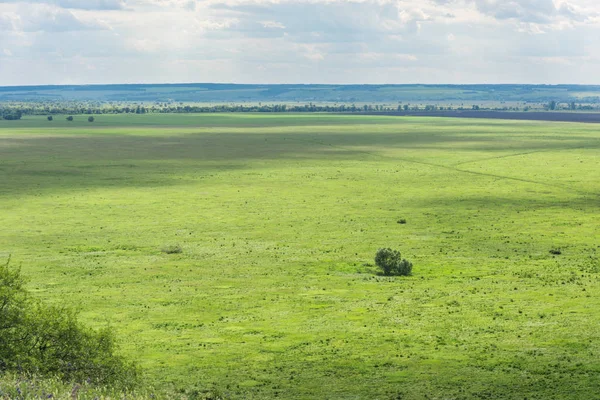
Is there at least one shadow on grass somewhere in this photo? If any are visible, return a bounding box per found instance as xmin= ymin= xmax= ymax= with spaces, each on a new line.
xmin=0 ymin=129 xmax=598 ymax=196
xmin=409 ymin=194 xmax=599 ymax=214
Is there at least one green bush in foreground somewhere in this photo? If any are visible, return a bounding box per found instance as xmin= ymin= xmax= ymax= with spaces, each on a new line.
xmin=0 ymin=258 xmax=139 ymax=389
xmin=374 ymin=248 xmax=413 ymax=276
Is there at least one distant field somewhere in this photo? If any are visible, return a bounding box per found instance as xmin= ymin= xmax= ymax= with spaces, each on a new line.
xmin=370 ymin=110 xmax=600 ymax=123
xmin=1 ymin=113 xmax=599 ymax=398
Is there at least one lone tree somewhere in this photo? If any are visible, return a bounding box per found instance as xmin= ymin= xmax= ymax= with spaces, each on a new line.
xmin=66 ymin=116 xmax=74 ymax=121
xmin=88 ymin=116 xmax=95 ymax=122
xmin=375 ymin=248 xmax=413 ymax=276
xmin=47 ymin=115 xmax=53 ymax=121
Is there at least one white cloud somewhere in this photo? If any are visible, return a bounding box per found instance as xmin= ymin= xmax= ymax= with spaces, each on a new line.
xmin=0 ymin=0 xmax=599 ymax=85
xmin=0 ymin=3 xmax=111 ymax=32
xmin=470 ymin=0 xmax=597 ymax=26
xmin=0 ymin=0 xmax=126 ymax=10
xmin=261 ymin=20 xmax=285 ymax=29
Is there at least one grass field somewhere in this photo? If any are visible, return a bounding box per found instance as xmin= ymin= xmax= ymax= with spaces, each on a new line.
xmin=1 ymin=113 xmax=599 ymax=399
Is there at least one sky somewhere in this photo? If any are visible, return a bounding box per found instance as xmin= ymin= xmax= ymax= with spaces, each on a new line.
xmin=0 ymin=0 xmax=598 ymax=85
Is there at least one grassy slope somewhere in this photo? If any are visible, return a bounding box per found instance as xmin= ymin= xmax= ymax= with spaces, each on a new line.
xmin=1 ymin=114 xmax=599 ymax=399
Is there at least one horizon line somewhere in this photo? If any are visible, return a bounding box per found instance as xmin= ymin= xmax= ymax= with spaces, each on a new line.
xmin=2 ymin=82 xmax=600 ymax=89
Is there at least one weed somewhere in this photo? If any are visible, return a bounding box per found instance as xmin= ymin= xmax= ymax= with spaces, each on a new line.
xmin=162 ymin=245 xmax=183 ymax=254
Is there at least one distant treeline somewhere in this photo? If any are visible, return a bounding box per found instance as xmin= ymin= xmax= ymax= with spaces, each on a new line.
xmin=3 ymin=103 xmax=431 ymax=116
xmin=2 ymin=83 xmax=600 ymax=103
xmin=1 ymin=101 xmax=598 ymax=119
xmin=0 ymin=109 xmax=22 ymax=120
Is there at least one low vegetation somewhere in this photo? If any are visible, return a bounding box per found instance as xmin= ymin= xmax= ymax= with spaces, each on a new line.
xmin=0 ymin=258 xmax=139 ymax=390
xmin=0 ymin=113 xmax=599 ymax=398
xmin=0 ymin=373 xmax=227 ymax=400
xmin=374 ymin=248 xmax=413 ymax=276
xmin=161 ymin=245 xmax=183 ymax=254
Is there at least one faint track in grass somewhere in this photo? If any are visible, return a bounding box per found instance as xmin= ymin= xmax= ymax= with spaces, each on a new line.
xmin=359 ymin=110 xmax=600 ymax=124
xmin=452 ymin=144 xmax=595 ymax=167
xmin=283 ymin=135 xmax=599 ymax=198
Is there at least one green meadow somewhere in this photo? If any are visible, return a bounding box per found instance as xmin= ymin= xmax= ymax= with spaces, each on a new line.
xmin=1 ymin=113 xmax=599 ymax=399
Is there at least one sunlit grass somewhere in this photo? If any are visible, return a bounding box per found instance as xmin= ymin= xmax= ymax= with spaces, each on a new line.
xmin=1 ymin=113 xmax=599 ymax=398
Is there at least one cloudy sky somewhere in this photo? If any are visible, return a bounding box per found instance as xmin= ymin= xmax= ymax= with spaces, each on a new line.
xmin=0 ymin=0 xmax=598 ymax=85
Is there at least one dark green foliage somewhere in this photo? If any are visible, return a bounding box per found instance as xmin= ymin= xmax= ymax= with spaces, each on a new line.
xmin=0 ymin=110 xmax=22 ymax=120
xmin=66 ymin=116 xmax=74 ymax=121
xmin=397 ymin=218 xmax=407 ymax=224
xmin=0 ymin=258 xmax=139 ymax=388
xmin=550 ymin=248 xmax=562 ymax=255
xmin=47 ymin=116 xmax=53 ymax=121
xmin=88 ymin=116 xmax=95 ymax=123
xmin=374 ymin=248 xmax=413 ymax=276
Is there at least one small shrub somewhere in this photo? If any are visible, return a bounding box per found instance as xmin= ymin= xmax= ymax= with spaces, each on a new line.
xmin=88 ymin=116 xmax=95 ymax=123
xmin=66 ymin=116 xmax=74 ymax=121
xmin=161 ymin=245 xmax=182 ymax=254
xmin=549 ymin=248 xmax=562 ymax=255
xmin=374 ymin=248 xmax=413 ymax=276
xmin=47 ymin=115 xmax=53 ymax=121
xmin=397 ymin=218 xmax=407 ymax=224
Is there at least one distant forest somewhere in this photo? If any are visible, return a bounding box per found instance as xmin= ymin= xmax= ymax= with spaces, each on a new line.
xmin=1 ymin=83 xmax=600 ymax=103
xmin=2 ymin=84 xmax=600 ymax=119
